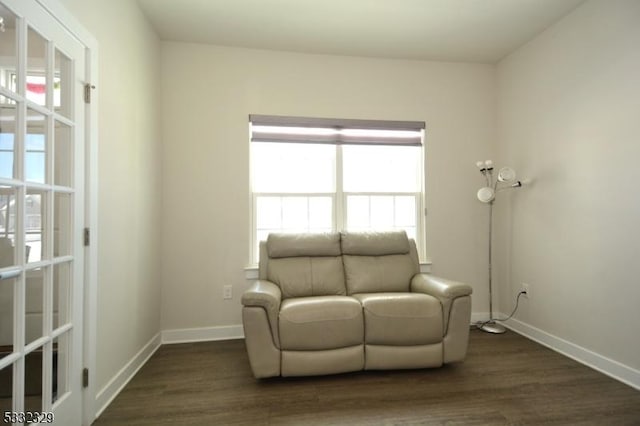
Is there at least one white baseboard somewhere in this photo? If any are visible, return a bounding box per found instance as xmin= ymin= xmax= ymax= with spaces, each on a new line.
xmin=161 ymin=324 xmax=245 ymax=344
xmin=95 ymin=332 xmax=162 ymax=419
xmin=502 ymin=317 xmax=640 ymax=391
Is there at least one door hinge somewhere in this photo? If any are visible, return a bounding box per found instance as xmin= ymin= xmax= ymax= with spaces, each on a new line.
xmin=82 ymin=368 xmax=89 ymax=388
xmin=84 ymin=83 xmax=95 ymax=104
xmin=84 ymin=228 xmax=90 ymax=246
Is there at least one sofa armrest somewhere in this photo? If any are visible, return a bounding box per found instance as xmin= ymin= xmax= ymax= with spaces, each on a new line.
xmin=242 ymin=279 xmax=282 ymax=308
xmin=242 ymin=280 xmax=282 ymax=347
xmin=411 ymin=273 xmax=472 ymax=334
xmin=411 ymin=274 xmax=472 ymax=299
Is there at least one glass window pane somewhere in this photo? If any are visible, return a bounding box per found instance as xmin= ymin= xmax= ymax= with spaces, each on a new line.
xmin=343 ymin=145 xmax=421 ymax=192
xmin=25 ymin=348 xmax=44 ymax=414
xmin=54 ymin=49 xmax=72 ymax=117
xmin=0 ymin=363 xmax=12 ymax=414
xmin=0 ymin=101 xmax=17 ymax=180
xmin=0 ymin=6 xmax=18 ymax=93
xmin=404 ymin=227 xmax=417 ymax=241
xmin=0 ymin=186 xmax=18 ymax=268
xmin=252 ymin=143 xmax=334 ymax=193
xmin=26 ymin=190 xmax=46 ymax=263
xmin=26 ymin=109 xmax=47 ymax=184
xmin=25 ymin=268 xmax=45 ymax=346
xmin=257 ymin=196 xmax=333 ymax=233
xmin=256 ymin=197 xmax=281 ymax=229
xmin=54 ymin=120 xmax=72 ymax=186
xmin=281 ymin=198 xmax=308 ymax=230
xmin=27 ymin=27 xmax=48 ymax=107
xmin=0 ymin=278 xmax=14 ymax=360
xmin=346 ymin=195 xmax=370 ymax=229
xmin=346 ymin=195 xmax=418 ymax=236
xmin=308 ymin=197 xmax=332 ymax=229
xmin=395 ymin=196 xmax=416 ymax=227
xmin=370 ymin=196 xmax=394 ymax=228
xmin=53 ymin=262 xmax=71 ymax=329
xmin=54 ymin=192 xmax=72 ymax=257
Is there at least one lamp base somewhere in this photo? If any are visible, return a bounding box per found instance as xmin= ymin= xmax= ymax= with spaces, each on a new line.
xmin=478 ymin=321 xmax=506 ymax=334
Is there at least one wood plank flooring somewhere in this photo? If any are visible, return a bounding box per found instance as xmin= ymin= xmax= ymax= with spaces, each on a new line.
xmin=93 ymin=330 xmax=640 ymax=425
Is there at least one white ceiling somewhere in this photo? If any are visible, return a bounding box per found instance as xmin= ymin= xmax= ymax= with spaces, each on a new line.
xmin=137 ymin=0 xmax=585 ymax=63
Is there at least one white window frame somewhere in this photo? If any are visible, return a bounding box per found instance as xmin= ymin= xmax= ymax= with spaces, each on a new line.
xmin=249 ymin=116 xmax=426 ymax=264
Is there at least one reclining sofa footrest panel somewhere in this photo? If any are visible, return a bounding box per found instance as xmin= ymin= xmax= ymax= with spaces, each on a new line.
xmin=443 ymin=295 xmax=472 ymax=363
xmin=281 ymin=345 xmax=364 ymax=377
xmin=365 ymin=344 xmax=443 ymax=370
xmin=242 ymin=307 xmax=281 ymax=378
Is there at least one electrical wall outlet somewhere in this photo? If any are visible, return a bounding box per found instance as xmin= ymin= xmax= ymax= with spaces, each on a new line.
xmin=223 ymin=285 xmax=232 ymax=300
xmin=521 ymin=283 xmax=530 ymax=298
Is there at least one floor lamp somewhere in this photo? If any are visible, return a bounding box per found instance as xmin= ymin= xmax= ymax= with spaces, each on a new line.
xmin=476 ymin=160 xmax=523 ymax=334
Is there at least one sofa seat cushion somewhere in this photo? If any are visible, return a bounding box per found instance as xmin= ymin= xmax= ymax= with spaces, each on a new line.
xmin=279 ymin=296 xmax=363 ymax=351
xmin=353 ymin=293 xmax=443 ymax=345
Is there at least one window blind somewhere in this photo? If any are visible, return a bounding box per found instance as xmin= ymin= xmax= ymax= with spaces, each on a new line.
xmin=249 ymin=114 xmax=424 ymax=146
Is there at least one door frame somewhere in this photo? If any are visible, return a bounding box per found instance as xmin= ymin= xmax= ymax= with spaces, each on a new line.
xmin=33 ymin=1 xmax=98 ymax=424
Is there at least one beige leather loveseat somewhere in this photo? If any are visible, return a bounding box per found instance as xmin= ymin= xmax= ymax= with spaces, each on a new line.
xmin=242 ymin=231 xmax=472 ymax=378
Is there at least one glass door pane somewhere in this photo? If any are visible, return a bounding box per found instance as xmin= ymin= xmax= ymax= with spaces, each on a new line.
xmin=26 ymin=109 xmax=47 ymax=184
xmin=54 ymin=120 xmax=72 ymax=187
xmin=0 ymin=102 xmax=17 ymax=180
xmin=54 ymin=193 xmax=71 ymax=257
xmin=0 ymin=186 xmax=17 ymax=268
xmin=25 ymin=268 xmax=45 ymax=346
xmin=52 ymin=262 xmax=70 ymax=329
xmin=54 ymin=49 xmax=71 ymax=118
xmin=26 ymin=189 xmax=46 ymax=263
xmin=24 ymin=348 xmax=44 ymax=414
xmin=26 ymin=27 xmax=48 ymax=107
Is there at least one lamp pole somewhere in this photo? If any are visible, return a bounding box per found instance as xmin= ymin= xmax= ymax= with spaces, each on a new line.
xmin=479 ymin=199 xmax=506 ymax=334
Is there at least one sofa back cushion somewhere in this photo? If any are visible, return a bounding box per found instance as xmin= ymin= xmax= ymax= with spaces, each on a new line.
xmin=341 ymin=231 xmax=419 ymax=294
xmin=265 ymin=233 xmax=346 ymax=299
xmin=341 ymin=231 xmax=410 ymax=256
xmin=267 ymin=232 xmax=341 ymax=257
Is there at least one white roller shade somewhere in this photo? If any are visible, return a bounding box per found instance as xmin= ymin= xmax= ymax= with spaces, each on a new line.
xmin=249 ymin=115 xmax=424 ymax=146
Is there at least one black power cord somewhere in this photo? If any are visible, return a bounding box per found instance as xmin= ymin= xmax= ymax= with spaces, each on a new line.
xmin=476 ymin=290 xmax=527 ymax=330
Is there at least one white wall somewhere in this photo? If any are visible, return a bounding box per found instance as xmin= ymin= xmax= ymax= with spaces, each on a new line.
xmin=160 ymin=43 xmax=495 ymax=331
xmin=496 ymin=0 xmax=640 ymax=370
xmin=58 ymin=0 xmax=162 ymax=392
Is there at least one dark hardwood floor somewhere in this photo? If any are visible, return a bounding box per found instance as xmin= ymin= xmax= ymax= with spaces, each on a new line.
xmin=93 ymin=329 xmax=640 ymax=425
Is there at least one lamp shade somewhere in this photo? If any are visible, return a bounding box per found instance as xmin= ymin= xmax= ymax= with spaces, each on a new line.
xmin=497 ymin=167 xmax=516 ymax=183
xmin=477 ymin=187 xmax=495 ymax=203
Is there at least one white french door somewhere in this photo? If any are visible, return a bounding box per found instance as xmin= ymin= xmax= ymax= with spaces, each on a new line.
xmin=0 ymin=0 xmax=86 ymax=424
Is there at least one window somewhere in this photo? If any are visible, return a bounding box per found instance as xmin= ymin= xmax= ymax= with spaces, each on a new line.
xmin=250 ymin=115 xmax=425 ymax=263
